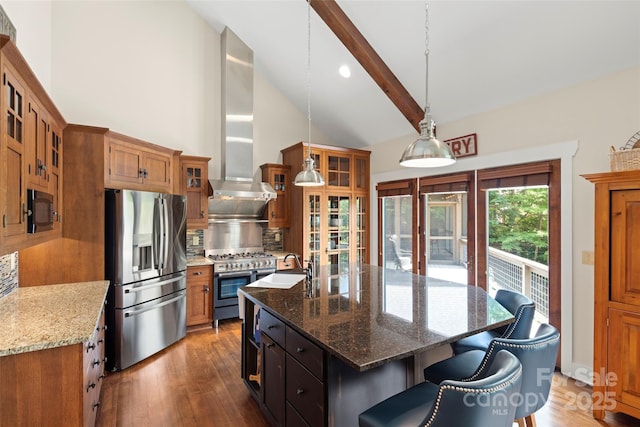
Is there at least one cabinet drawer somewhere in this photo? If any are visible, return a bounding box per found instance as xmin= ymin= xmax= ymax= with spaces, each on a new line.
xmin=277 ymin=259 xmax=295 ymax=270
xmin=286 ymin=326 xmax=324 ymax=379
xmin=261 ymin=309 xmax=286 ymax=347
xmin=188 ymin=265 xmax=211 ymax=279
xmin=286 ymin=354 xmax=324 ymax=427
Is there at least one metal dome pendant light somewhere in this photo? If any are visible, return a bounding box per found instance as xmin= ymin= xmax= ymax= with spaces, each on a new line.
xmin=294 ymin=0 xmax=325 ymax=186
xmin=400 ymin=0 xmax=455 ymax=168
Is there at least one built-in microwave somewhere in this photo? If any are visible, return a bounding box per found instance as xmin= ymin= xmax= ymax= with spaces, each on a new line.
xmin=27 ymin=189 xmax=54 ymax=233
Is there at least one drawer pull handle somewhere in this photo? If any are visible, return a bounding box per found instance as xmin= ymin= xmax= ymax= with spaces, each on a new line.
xmin=267 ymin=325 xmax=276 ymax=330
xmin=296 ymin=388 xmax=305 ymax=395
xmin=86 ymin=343 xmax=96 ymax=352
xmin=267 ymin=343 xmax=275 ymax=349
xmin=87 ymin=382 xmax=96 ymax=392
xmin=296 ymin=347 xmax=305 ymax=353
xmin=93 ymin=402 xmax=101 ymax=411
xmin=92 ymin=359 xmax=101 ymax=367
xmin=194 ymin=271 xmax=202 ymax=276
xmin=98 ymin=338 xmax=104 ymax=344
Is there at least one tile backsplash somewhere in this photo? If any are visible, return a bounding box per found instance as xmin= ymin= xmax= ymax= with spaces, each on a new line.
xmin=263 ymin=228 xmax=284 ymax=252
xmin=186 ymin=229 xmax=205 ymax=258
xmin=0 ymin=252 xmax=18 ymax=299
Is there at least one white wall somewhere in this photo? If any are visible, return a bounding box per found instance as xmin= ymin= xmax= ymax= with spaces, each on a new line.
xmin=367 ymin=66 xmax=640 ymax=381
xmin=2 ymin=1 xmax=52 ymax=90
xmin=46 ymin=0 xmax=335 ymax=183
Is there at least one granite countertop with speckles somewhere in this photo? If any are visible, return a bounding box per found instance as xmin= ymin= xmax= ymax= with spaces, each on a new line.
xmin=239 ymin=264 xmax=514 ymax=372
xmin=0 ymin=280 xmax=109 ymax=357
xmin=187 ymin=256 xmax=213 ymax=266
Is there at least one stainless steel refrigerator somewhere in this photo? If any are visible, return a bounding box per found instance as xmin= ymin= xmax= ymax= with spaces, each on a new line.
xmin=104 ymin=189 xmax=187 ymax=371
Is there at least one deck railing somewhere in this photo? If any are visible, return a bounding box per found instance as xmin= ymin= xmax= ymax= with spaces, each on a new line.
xmin=487 ymin=247 xmax=549 ymax=321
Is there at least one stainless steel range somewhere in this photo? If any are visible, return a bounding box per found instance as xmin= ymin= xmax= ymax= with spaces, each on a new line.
xmin=205 ymin=246 xmax=276 ymax=327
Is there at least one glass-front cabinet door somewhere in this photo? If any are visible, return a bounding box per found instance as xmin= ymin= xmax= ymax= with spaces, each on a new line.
xmin=326 ymin=152 xmax=351 ymax=189
xmin=355 ymin=195 xmax=368 ymax=266
xmin=306 ymin=192 xmax=322 ymax=270
xmin=327 ymin=194 xmax=351 ymax=275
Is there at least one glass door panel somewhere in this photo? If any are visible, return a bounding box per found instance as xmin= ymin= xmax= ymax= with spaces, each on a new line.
xmin=485 ymin=186 xmax=550 ymax=324
xmin=381 ymin=195 xmax=413 ymax=272
xmin=355 ymin=196 xmax=367 ymax=266
xmin=327 ymin=154 xmax=350 ymax=188
xmin=424 ymin=192 xmax=468 ymax=284
xmin=307 ymin=193 xmax=321 ymax=269
xmin=327 ymin=195 xmax=350 ymax=275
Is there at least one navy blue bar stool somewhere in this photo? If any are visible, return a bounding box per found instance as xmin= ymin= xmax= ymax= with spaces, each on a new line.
xmin=359 ymin=350 xmax=523 ymax=427
xmin=452 ymin=289 xmax=535 ymax=354
xmin=424 ymin=323 xmax=560 ymax=427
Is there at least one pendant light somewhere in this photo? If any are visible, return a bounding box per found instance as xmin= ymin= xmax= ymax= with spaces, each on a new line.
xmin=400 ymin=0 xmax=455 ymax=168
xmin=294 ymin=0 xmax=325 ymax=187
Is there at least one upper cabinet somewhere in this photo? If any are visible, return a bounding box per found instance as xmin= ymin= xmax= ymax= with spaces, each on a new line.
xmin=0 ymin=36 xmax=66 ymax=256
xmin=105 ymin=135 xmax=179 ymax=193
xmin=180 ymin=155 xmax=210 ymax=229
xmin=260 ymin=163 xmax=290 ymax=228
xmin=281 ymin=142 xmax=370 ymax=273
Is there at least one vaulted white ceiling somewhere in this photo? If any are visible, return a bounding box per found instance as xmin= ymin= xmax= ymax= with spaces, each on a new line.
xmin=187 ymin=0 xmax=640 ymax=149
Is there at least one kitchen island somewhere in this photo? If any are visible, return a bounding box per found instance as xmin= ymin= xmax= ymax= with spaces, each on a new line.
xmin=238 ymin=264 xmax=513 ymax=426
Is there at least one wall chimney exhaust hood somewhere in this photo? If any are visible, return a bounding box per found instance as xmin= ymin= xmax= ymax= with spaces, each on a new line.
xmin=209 ymin=27 xmax=276 ymax=221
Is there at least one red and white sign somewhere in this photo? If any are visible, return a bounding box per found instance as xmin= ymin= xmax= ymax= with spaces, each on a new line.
xmin=444 ymin=133 xmax=478 ymax=158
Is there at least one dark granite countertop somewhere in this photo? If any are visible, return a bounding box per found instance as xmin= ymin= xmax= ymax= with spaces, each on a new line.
xmin=239 ymin=264 xmax=514 ymax=372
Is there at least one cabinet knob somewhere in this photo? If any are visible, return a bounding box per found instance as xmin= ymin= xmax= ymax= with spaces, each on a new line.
xmin=194 ymin=271 xmax=202 ymax=276
xmin=266 ymin=343 xmax=275 ymax=349
xmin=204 ymin=286 xmax=209 ymax=293
xmin=296 ymin=347 xmax=305 ymax=353
xmin=296 ymin=388 xmax=305 ymax=395
xmin=93 ymin=402 xmax=101 ymax=411
xmin=200 ymin=211 xmax=205 ymax=218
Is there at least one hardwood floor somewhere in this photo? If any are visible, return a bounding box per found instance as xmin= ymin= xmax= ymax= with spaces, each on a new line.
xmin=96 ymin=320 xmax=639 ymax=427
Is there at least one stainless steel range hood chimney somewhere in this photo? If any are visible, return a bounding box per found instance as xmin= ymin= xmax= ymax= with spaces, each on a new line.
xmin=209 ymin=27 xmax=276 ymax=220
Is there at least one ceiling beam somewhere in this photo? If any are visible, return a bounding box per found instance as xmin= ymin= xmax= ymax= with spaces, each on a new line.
xmin=310 ymin=0 xmax=423 ymax=133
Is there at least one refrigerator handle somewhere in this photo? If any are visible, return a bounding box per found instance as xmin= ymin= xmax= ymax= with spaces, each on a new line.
xmin=153 ymin=198 xmax=162 ymax=269
xmin=162 ymin=198 xmax=170 ymax=270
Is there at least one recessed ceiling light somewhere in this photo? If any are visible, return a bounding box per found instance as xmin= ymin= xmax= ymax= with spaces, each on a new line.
xmin=338 ymin=65 xmax=351 ymax=78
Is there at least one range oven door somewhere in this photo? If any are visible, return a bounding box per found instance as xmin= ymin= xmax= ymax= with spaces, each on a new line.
xmin=213 ymin=270 xmax=255 ymax=322
xmin=214 ymin=271 xmax=254 ymax=307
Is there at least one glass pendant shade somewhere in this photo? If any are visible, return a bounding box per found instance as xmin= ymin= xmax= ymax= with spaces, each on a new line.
xmin=294 ymin=154 xmax=325 ymax=186
xmin=399 ymin=118 xmax=456 ymax=167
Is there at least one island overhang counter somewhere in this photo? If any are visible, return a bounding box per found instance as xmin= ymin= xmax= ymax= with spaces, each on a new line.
xmin=238 ymin=264 xmax=513 ymax=426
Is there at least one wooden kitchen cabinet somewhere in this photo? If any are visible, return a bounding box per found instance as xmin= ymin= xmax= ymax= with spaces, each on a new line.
xmin=261 ymin=163 xmax=291 ymax=228
xmin=180 ymin=155 xmax=210 ymax=229
xmin=584 ymin=171 xmax=640 ymax=421
xmin=0 ymin=35 xmax=65 ymax=256
xmin=186 ymin=265 xmax=212 ymax=326
xmin=105 ymin=135 xmax=179 ymax=193
xmin=0 ymin=305 xmax=106 ymax=427
xmin=281 ymin=142 xmax=370 ymax=274
xmin=19 ymin=124 xmax=179 ymax=286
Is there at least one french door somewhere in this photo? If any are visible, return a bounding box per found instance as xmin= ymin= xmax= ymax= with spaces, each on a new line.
xmin=419 ymin=173 xmax=475 ymax=285
xmin=378 ymin=161 xmax=561 ymax=338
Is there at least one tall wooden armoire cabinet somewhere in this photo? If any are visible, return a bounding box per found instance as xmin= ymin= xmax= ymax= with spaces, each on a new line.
xmin=281 ymin=142 xmax=370 ymax=276
xmin=584 ymin=170 xmax=640 ymax=421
